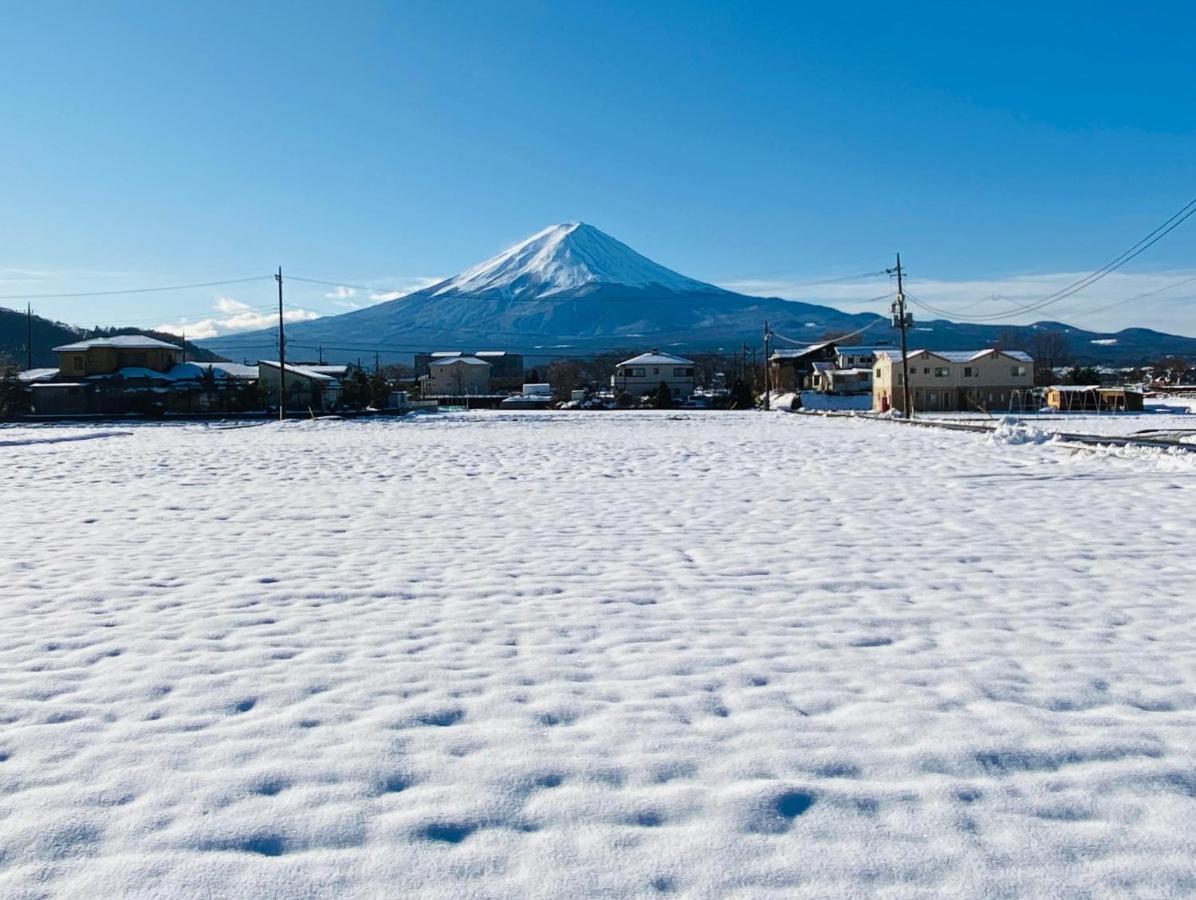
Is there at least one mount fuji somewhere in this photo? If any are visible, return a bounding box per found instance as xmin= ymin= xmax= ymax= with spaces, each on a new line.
xmin=201 ymin=223 xmax=1196 ymax=364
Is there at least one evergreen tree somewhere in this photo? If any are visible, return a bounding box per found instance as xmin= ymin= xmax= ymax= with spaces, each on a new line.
xmin=652 ymin=381 xmax=673 ymax=409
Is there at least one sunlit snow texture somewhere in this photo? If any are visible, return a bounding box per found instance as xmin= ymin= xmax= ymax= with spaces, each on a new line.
xmin=1 ymin=412 xmax=1195 ymax=898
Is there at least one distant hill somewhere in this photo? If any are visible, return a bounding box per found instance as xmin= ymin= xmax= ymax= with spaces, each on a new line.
xmin=0 ymin=307 xmax=225 ymax=369
xmin=200 ymin=223 xmax=1196 ymax=367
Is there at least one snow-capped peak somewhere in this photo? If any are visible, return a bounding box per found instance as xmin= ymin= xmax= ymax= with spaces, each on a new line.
xmin=430 ymin=222 xmax=724 ymax=299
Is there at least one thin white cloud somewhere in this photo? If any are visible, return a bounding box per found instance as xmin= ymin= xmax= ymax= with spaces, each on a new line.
xmin=324 ymin=285 xmax=356 ymax=301
xmin=157 ymin=296 xmax=320 ymax=340
xmin=368 ymin=276 xmax=442 ymax=302
xmin=721 ymin=270 xmax=1196 ymax=335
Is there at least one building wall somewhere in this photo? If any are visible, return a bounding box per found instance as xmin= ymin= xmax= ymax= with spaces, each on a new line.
xmin=257 ymin=365 xmax=333 ymax=411
xmin=426 ymin=361 xmax=491 ymax=395
xmin=612 ymin=364 xmax=695 ymax=399
xmin=873 ymin=351 xmax=1034 ymax=412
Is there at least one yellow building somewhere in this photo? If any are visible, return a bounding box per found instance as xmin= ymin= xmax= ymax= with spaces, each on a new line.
xmin=54 ymin=335 xmax=182 ymax=378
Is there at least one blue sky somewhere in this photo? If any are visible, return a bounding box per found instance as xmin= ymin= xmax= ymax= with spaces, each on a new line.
xmin=2 ymin=1 xmax=1195 ymax=336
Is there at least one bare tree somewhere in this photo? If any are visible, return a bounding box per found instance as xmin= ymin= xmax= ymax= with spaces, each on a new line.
xmin=1027 ymin=330 xmax=1071 ymax=385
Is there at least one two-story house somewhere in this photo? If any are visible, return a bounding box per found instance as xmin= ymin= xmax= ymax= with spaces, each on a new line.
xmin=611 ymin=350 xmax=696 ymax=400
xmin=53 ymin=335 xmax=182 ymax=378
xmin=873 ymin=349 xmax=1034 ymax=413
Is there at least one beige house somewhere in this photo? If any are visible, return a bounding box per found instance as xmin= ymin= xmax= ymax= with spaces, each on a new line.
xmin=54 ymin=335 xmax=182 ymax=378
xmin=425 ymin=357 xmax=491 ymax=395
xmin=873 ymin=349 xmax=1034 ymax=413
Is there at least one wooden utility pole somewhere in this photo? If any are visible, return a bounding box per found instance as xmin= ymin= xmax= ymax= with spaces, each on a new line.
xmin=26 ymin=303 xmax=32 ymax=371
xmin=276 ymin=266 xmax=286 ymax=421
xmin=888 ymin=254 xmax=913 ymax=418
xmin=762 ymin=321 xmax=772 ymax=410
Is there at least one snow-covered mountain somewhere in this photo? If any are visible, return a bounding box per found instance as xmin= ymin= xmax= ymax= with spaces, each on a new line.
xmin=200 ymin=223 xmax=1196 ymax=364
xmin=427 ymin=222 xmax=727 ymax=299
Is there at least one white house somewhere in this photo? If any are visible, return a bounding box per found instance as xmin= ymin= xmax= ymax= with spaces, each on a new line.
xmin=611 ymin=350 xmax=696 ymax=400
xmin=425 ymin=356 xmax=491 ymax=395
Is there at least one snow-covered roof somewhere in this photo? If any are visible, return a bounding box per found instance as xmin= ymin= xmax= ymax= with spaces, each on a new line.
xmin=296 ymin=364 xmax=348 ymax=377
xmin=258 ymin=360 xmax=335 ymax=381
xmin=430 ymin=356 xmax=490 ymax=367
xmin=618 ymin=350 xmax=694 ymax=366
xmin=475 ymin=350 xmax=513 ymax=357
xmin=770 ymin=341 xmax=835 ymax=361
xmin=17 ymin=368 xmax=59 ymax=383
xmin=811 ymin=361 xmax=835 ymax=372
xmin=876 ymin=349 xmax=1033 ymax=364
xmin=430 ymin=351 xmax=463 ymax=358
xmin=84 ymin=362 xmax=259 ymax=383
xmin=53 ymin=335 xmax=182 ymax=352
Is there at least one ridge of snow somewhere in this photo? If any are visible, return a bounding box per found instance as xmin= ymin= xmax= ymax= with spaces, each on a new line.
xmin=431 ymin=223 xmax=725 ymax=299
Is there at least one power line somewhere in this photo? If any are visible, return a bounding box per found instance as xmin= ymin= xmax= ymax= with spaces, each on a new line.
xmin=0 ymin=274 xmax=271 ymax=301
xmin=906 ymin=194 xmax=1196 ymax=323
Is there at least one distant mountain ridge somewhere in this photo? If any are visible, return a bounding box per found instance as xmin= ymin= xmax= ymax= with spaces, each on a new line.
xmin=0 ymin=307 xmax=224 ymax=368
xmin=183 ymin=221 xmax=1196 ymax=365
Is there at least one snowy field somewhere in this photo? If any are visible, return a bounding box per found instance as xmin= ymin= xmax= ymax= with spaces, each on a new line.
xmin=2 ymin=412 xmax=1196 ymax=898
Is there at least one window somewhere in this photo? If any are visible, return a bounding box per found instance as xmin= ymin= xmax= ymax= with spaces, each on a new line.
xmin=934 ymin=367 xmax=949 ymax=377
xmin=963 ymin=366 xmax=974 ymax=377
xmin=875 ymin=368 xmax=882 ymax=378
xmin=923 ymin=367 xmax=930 ymax=374
xmin=673 ymin=367 xmax=691 ymax=377
xmin=633 ymin=367 xmax=646 ymax=377
xmin=652 ymin=367 xmax=659 ymax=375
xmin=1012 ymin=365 xmax=1027 ymax=376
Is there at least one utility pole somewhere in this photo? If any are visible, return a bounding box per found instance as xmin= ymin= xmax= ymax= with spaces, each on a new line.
xmin=26 ymin=303 xmax=32 ymax=371
xmin=374 ymin=351 xmax=380 ymax=374
xmin=276 ymin=266 xmax=286 ymax=421
xmin=318 ymin=345 xmax=324 ymax=365
xmin=181 ymin=326 xmax=186 ymax=364
xmin=887 ymin=254 xmax=913 ymax=418
xmin=762 ymin=321 xmax=772 ymax=410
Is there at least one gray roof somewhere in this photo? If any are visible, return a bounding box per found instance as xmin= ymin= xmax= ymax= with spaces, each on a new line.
xmin=53 ymin=334 xmax=182 ymax=352
xmin=876 ymin=348 xmax=1033 ymax=364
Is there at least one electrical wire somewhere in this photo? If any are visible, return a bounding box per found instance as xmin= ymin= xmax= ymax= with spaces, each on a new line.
xmin=903 ymin=194 xmax=1196 ymax=323
xmin=0 ymin=275 xmax=271 ymax=301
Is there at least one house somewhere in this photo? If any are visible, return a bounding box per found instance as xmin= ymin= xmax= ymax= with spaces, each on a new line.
xmin=768 ymin=341 xmax=838 ymax=392
xmin=416 ymin=351 xmax=523 ymax=390
xmin=425 ymin=356 xmax=491 ymax=395
xmin=53 ymin=335 xmax=182 ymax=378
xmin=257 ymin=360 xmax=341 ymax=412
xmin=611 ymin=350 xmax=696 ymax=400
xmin=1046 ymin=386 xmax=1145 ymax=412
xmin=27 ymin=359 xmax=261 ymax=416
xmin=873 ymin=349 xmax=1034 ymax=413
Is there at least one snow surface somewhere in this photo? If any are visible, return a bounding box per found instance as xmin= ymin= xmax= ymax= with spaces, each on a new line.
xmin=430 ymin=223 xmax=724 ymax=299
xmin=2 ymin=413 xmax=1196 ymax=897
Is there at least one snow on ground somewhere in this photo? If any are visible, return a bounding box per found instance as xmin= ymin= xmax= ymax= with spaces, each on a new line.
xmin=2 ymin=412 xmax=1196 ymax=897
